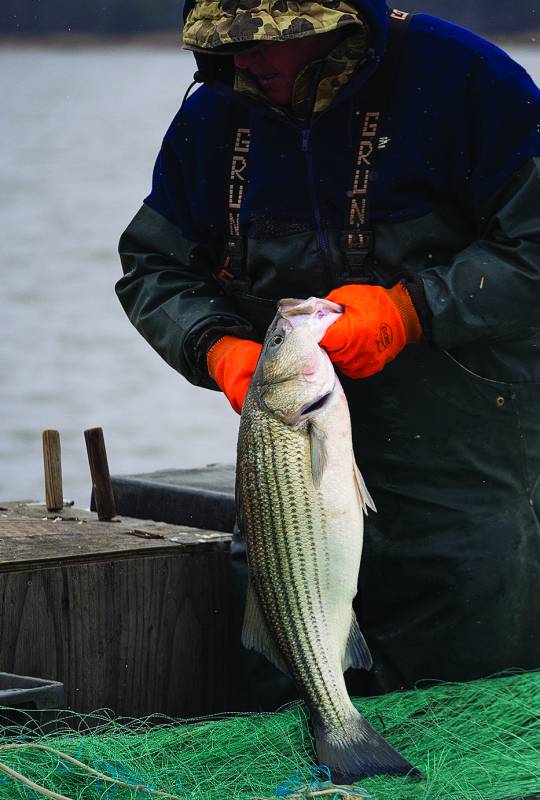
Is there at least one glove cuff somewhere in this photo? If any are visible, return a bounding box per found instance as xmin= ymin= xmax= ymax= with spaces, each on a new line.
xmin=207 ymin=336 xmax=262 ymax=414
xmin=206 ymin=335 xmax=241 ymax=380
xmin=386 ymin=281 xmax=423 ymax=344
xmin=397 ymin=272 xmax=433 ymax=341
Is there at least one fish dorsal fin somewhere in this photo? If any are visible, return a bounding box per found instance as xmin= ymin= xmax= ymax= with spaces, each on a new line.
xmin=354 ymin=462 xmax=377 ymax=514
xmin=242 ymin=580 xmax=291 ymax=677
xmin=343 ymin=612 xmax=373 ymax=672
xmin=309 ymin=424 xmax=328 ymax=489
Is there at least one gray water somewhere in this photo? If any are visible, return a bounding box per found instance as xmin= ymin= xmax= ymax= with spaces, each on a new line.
xmin=1 ymin=45 xmax=539 ymax=506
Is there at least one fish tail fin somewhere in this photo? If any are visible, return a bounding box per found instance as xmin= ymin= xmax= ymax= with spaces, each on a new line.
xmin=312 ymin=709 xmax=422 ymax=783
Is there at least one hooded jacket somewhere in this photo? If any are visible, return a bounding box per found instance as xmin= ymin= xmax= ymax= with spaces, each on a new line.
xmin=118 ymin=1 xmax=540 ymax=387
xmin=117 ymin=1 xmax=540 ymax=690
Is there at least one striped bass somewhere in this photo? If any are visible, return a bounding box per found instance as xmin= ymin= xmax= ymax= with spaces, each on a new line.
xmin=236 ymin=297 xmax=419 ymax=782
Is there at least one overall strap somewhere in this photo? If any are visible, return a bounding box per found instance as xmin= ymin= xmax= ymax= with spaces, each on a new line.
xmin=216 ymin=118 xmax=252 ymax=292
xmin=339 ymin=8 xmax=413 ymax=285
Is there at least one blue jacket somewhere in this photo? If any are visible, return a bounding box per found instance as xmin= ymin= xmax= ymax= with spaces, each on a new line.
xmin=118 ymin=1 xmax=540 ymax=384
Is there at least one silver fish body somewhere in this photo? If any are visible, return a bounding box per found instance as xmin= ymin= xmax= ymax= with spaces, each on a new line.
xmin=236 ymin=297 xmax=419 ymax=782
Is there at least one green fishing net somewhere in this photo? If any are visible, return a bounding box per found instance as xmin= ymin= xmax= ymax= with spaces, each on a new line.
xmin=1 ymin=670 xmax=540 ymax=800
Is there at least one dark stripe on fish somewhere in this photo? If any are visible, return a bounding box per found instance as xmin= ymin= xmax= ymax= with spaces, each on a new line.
xmin=250 ymin=420 xmax=313 ymax=684
xmin=243 ymin=425 xmax=296 ymax=672
xmin=258 ymin=418 xmax=343 ymax=725
xmin=278 ymin=437 xmax=344 ymax=725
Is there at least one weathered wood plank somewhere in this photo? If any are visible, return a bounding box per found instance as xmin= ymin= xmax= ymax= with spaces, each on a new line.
xmin=0 ymin=502 xmax=249 ymax=717
xmin=0 ymin=549 xmax=236 ymax=716
xmin=0 ymin=504 xmax=231 ymax=571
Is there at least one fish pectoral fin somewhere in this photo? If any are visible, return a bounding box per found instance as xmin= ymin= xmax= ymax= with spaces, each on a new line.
xmin=309 ymin=424 xmax=328 ymax=489
xmin=343 ymin=613 xmax=373 ymax=672
xmin=353 ymin=462 xmax=377 ymax=514
xmin=241 ymin=580 xmax=291 ymax=677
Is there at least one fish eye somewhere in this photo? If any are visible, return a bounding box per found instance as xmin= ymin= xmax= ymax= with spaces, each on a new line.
xmin=270 ymin=334 xmax=284 ymax=347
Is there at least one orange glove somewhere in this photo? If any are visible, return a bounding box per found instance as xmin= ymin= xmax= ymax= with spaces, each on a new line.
xmin=207 ymin=335 xmax=262 ymax=414
xmin=320 ymin=282 xmax=422 ymax=379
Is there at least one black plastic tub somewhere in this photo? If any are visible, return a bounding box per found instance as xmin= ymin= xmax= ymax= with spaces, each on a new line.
xmin=0 ymin=672 xmax=64 ymax=729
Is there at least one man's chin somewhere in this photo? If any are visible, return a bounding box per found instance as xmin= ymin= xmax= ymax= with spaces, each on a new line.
xmin=261 ymin=87 xmax=291 ymax=106
xmin=254 ymin=78 xmax=291 ymax=106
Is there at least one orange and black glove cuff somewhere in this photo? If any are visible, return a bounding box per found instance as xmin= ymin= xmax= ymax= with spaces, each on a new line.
xmin=400 ymin=272 xmax=433 ymax=341
xmin=207 ymin=335 xmax=262 ymax=414
xmin=385 ymin=281 xmax=423 ymax=344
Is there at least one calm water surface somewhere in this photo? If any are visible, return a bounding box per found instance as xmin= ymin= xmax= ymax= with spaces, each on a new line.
xmin=1 ymin=45 xmax=539 ymax=505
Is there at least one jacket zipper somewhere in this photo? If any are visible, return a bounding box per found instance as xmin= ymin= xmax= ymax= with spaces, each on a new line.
xmin=301 ymin=128 xmax=331 ymax=265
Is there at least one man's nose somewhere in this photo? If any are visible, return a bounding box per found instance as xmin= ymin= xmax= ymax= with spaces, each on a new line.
xmin=233 ymin=46 xmax=261 ymax=69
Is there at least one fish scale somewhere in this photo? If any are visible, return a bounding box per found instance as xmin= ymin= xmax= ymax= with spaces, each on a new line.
xmin=239 ymin=402 xmax=345 ymax=728
xmin=274 ymin=433 xmax=334 ymax=681
xmin=265 ymin=425 xmax=339 ymax=711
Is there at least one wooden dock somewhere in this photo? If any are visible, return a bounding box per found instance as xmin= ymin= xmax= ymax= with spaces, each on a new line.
xmin=0 ymin=501 xmax=241 ymax=718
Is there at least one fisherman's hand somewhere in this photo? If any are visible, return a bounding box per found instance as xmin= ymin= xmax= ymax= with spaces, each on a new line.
xmin=320 ymin=282 xmax=422 ymax=379
xmin=207 ymin=336 xmax=262 ymax=414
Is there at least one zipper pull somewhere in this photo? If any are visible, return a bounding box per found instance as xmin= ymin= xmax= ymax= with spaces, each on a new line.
xmin=301 ymin=129 xmax=310 ymax=152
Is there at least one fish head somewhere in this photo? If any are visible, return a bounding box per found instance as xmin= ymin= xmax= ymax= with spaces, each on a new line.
xmin=252 ymin=298 xmax=343 ymax=428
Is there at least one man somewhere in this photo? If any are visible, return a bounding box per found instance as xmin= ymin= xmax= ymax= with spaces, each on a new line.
xmin=117 ymin=0 xmax=540 ymax=697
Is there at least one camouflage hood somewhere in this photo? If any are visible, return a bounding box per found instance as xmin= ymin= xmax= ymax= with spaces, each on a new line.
xmin=182 ymin=0 xmax=389 ymax=60
xmin=183 ymin=0 xmax=362 ymax=51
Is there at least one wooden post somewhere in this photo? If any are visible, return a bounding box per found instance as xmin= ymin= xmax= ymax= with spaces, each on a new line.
xmin=84 ymin=428 xmax=116 ymax=521
xmin=43 ymin=430 xmax=63 ymax=512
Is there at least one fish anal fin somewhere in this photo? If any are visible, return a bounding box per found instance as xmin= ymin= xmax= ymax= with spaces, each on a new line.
xmin=241 ymin=580 xmax=290 ymax=677
xmin=310 ymin=424 xmax=328 ymax=489
xmin=354 ymin=462 xmax=377 ymax=514
xmin=343 ymin=613 xmax=373 ymax=672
